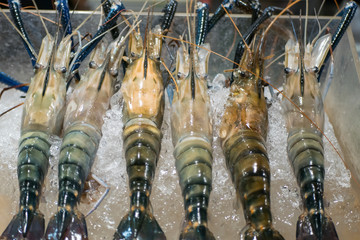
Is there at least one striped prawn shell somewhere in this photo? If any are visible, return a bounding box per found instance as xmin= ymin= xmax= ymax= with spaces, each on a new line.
xmin=120 ymin=25 xmax=165 ymax=201
xmin=120 ymin=46 xmax=164 ymax=205
xmin=123 ymin=119 xmax=162 ymax=207
xmin=45 ymin=35 xmax=126 ymax=240
xmin=280 ymin=2 xmax=360 ymax=235
xmin=287 ymin=128 xmax=325 ymax=213
xmin=222 ymin=130 xmax=272 ymax=229
xmin=283 ymin=36 xmax=327 ymax=217
xmin=173 ymin=137 xmax=213 ymax=226
xmin=58 ymin=123 xmax=102 ymax=207
xmin=17 ymin=130 xmax=51 ymax=211
xmin=220 ymin=72 xmax=284 ymax=238
xmin=282 ymin=35 xmax=339 ymax=239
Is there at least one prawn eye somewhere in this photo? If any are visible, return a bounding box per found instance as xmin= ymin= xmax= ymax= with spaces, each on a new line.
xmin=240 ymin=71 xmax=246 ymax=77
xmin=313 ymin=67 xmax=319 ymax=73
xmin=110 ymin=69 xmax=118 ymax=77
xmin=89 ymin=61 xmax=97 ymax=69
xmin=34 ymin=63 xmax=41 ymax=70
xmin=60 ymin=67 xmax=67 ymax=73
xmin=284 ymin=67 xmax=292 ymax=74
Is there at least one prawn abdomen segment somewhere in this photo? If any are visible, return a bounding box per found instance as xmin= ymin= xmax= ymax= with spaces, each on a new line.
xmin=18 ymin=130 xmax=51 ymax=206
xmin=123 ymin=121 xmax=161 ymax=196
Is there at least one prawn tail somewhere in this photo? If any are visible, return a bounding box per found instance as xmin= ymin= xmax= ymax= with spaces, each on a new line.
xmin=240 ymin=224 xmax=285 ymax=240
xmin=114 ymin=121 xmax=164 ymax=240
xmin=114 ymin=206 xmax=166 ymax=240
xmin=287 ymin=129 xmax=338 ymax=240
xmin=179 ymin=225 xmax=215 ymax=240
xmin=174 ymin=138 xmax=215 ymax=240
xmin=45 ymin=208 xmax=88 ymax=240
xmin=1 ymin=130 xmax=50 ymax=239
xmin=1 ymin=209 xmax=44 ymax=240
xmin=296 ymin=212 xmax=338 ymax=240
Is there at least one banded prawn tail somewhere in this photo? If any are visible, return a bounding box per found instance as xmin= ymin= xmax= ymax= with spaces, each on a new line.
xmin=1 ymin=131 xmax=50 ymax=240
xmin=288 ymin=129 xmax=338 ymax=240
xmin=282 ymin=2 xmax=358 ymax=239
xmin=114 ymin=121 xmax=165 ymax=240
xmin=114 ymin=1 xmax=177 ymax=239
xmin=168 ymin=2 xmax=215 ymax=240
xmin=222 ymin=130 xmax=284 ymax=240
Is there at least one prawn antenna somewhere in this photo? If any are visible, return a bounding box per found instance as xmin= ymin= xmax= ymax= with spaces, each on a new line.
xmin=304 ymin=0 xmax=309 ymax=45
xmin=288 ymin=13 xmax=298 ymax=41
xmin=31 ymin=0 xmax=50 ymax=38
xmin=0 ymin=102 xmax=24 ymax=118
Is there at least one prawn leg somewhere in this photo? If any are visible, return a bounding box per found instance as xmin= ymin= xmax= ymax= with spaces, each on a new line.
xmin=55 ymin=0 xmax=73 ymax=38
xmin=7 ymin=0 xmax=37 ymax=66
xmin=318 ymin=1 xmax=358 ymax=79
xmin=207 ymin=0 xmax=261 ymax=33
xmin=231 ymin=6 xmax=275 ymax=83
xmin=0 ymin=0 xmax=35 ymax=91
xmin=102 ymin=0 xmax=120 ymax=39
xmin=0 ymin=72 xmax=28 ymax=93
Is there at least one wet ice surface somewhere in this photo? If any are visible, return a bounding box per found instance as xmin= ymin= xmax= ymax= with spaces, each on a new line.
xmin=0 ymin=78 xmax=360 ymax=240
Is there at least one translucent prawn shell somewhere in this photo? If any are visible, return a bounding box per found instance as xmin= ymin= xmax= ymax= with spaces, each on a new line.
xmin=64 ymin=39 xmax=123 ymax=132
xmin=282 ymin=34 xmax=331 ymax=131
xmin=22 ymin=35 xmax=72 ymax=135
xmin=219 ymin=50 xmax=268 ymax=145
xmin=171 ymin=44 xmax=213 ymax=146
xmin=121 ymin=25 xmax=164 ymax=127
